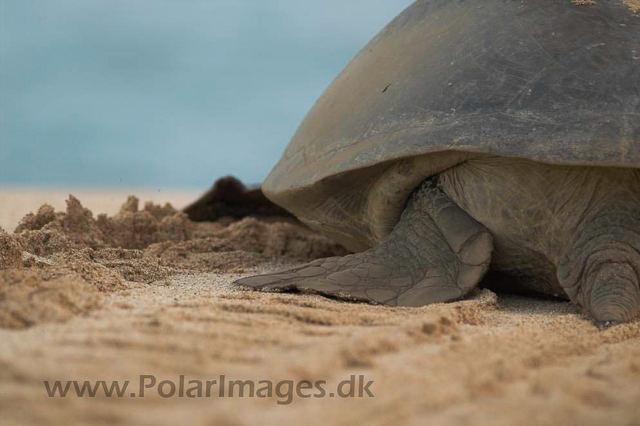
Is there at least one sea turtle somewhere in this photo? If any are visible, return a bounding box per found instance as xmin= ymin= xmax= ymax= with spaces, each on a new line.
xmin=234 ymin=0 xmax=640 ymax=324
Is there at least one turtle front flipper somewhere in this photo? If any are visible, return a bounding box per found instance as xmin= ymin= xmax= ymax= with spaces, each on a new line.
xmin=234 ymin=180 xmax=493 ymax=307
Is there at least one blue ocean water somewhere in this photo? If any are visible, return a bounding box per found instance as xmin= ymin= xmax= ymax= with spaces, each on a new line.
xmin=0 ymin=0 xmax=413 ymax=188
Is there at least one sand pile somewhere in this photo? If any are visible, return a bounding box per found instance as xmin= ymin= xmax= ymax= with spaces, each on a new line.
xmin=0 ymin=183 xmax=347 ymax=330
xmin=0 ymin=228 xmax=22 ymax=269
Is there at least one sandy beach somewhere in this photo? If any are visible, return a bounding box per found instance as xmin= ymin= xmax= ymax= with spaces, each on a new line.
xmin=1 ymin=187 xmax=639 ymax=426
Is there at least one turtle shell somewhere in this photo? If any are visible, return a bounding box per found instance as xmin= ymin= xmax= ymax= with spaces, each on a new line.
xmin=263 ymin=0 xmax=640 ymax=252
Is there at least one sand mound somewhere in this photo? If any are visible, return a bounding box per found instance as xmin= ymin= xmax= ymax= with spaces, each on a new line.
xmin=15 ymin=195 xmax=193 ymax=250
xmin=0 ymin=228 xmax=22 ymax=269
xmin=1 ymin=184 xmax=347 ymax=329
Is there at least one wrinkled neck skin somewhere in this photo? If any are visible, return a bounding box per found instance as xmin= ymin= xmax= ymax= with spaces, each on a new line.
xmin=438 ymin=156 xmax=640 ymax=323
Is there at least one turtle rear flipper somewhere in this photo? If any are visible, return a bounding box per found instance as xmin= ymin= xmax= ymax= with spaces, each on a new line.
xmin=234 ymin=181 xmax=493 ymax=307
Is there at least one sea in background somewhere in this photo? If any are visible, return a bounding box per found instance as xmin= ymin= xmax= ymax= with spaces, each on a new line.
xmin=0 ymin=0 xmax=413 ymax=190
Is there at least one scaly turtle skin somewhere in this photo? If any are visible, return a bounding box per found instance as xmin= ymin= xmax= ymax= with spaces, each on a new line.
xmin=235 ymin=0 xmax=640 ymax=324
